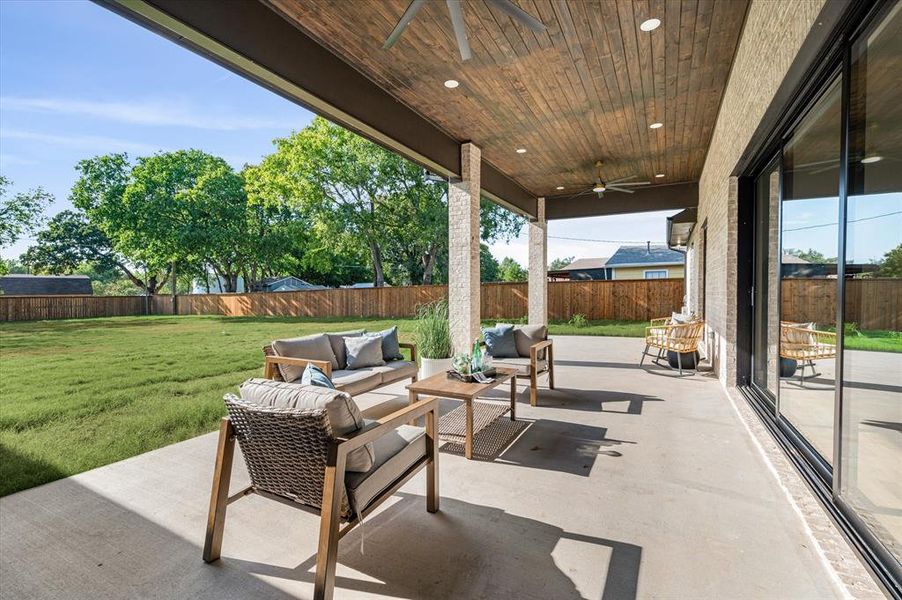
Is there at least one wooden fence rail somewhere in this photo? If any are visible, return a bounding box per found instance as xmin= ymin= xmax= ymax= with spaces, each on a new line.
xmin=4 ymin=278 xmax=899 ymax=330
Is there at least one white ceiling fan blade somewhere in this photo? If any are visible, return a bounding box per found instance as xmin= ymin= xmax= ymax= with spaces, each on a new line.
xmin=383 ymin=0 xmax=426 ymax=49
xmin=607 ymin=187 xmax=635 ymax=194
xmin=607 ymin=174 xmax=637 ymax=184
xmin=446 ymin=0 xmax=472 ymax=61
xmin=486 ymin=0 xmax=547 ymax=32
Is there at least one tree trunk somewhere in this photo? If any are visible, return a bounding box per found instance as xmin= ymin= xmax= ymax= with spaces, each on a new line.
xmin=422 ymin=245 xmax=438 ymax=285
xmin=370 ymin=242 xmax=385 ymax=287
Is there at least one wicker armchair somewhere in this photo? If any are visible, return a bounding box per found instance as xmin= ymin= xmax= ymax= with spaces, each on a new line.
xmin=203 ymin=383 xmax=440 ymax=600
xmin=779 ymin=322 xmax=836 ymax=385
xmin=640 ymin=318 xmax=705 ymax=375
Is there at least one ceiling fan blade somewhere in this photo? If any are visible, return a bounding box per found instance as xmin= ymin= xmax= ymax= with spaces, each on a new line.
xmin=612 ymin=181 xmax=651 ymax=186
xmin=562 ymin=187 xmax=594 ymax=200
xmin=607 ymin=187 xmax=635 ymax=194
xmin=383 ymin=0 xmax=426 ymax=49
xmin=607 ymin=174 xmax=637 ymax=184
xmin=446 ymin=0 xmax=472 ymax=61
xmin=486 ymin=0 xmax=547 ymax=32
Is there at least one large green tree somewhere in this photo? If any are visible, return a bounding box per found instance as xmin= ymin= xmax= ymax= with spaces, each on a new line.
xmin=0 ymin=176 xmax=53 ymax=273
xmin=498 ymin=256 xmax=528 ymax=282
xmin=248 ymin=117 xmax=524 ymax=287
xmin=876 ymin=243 xmax=902 ymax=278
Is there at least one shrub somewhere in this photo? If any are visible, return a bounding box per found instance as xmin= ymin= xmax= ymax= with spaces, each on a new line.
xmin=414 ymin=300 xmax=452 ymax=359
xmin=568 ymin=314 xmax=589 ymax=328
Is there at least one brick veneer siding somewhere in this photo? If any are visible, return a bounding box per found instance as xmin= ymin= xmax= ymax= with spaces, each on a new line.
xmin=528 ymin=197 xmax=547 ymax=326
xmin=448 ymin=142 xmax=482 ymax=355
xmin=689 ymin=0 xmax=825 ymax=386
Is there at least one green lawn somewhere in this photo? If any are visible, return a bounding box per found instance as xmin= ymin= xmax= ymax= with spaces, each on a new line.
xmin=0 ymin=315 xmax=645 ymax=497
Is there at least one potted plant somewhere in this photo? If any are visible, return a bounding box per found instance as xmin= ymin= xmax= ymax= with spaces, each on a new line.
xmin=414 ymin=300 xmax=453 ymax=378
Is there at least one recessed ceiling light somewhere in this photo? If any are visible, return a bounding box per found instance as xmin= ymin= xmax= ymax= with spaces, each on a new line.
xmin=655 ymin=173 xmax=665 ymax=178
xmin=650 ymin=122 xmax=663 ymax=129
xmin=516 ymin=148 xmax=527 ymax=154
xmin=640 ymin=18 xmax=661 ymax=32
xmin=556 ymin=186 xmax=564 ymax=190
xmin=444 ymin=79 xmax=459 ymax=89
xmin=860 ymin=155 xmax=883 ymax=164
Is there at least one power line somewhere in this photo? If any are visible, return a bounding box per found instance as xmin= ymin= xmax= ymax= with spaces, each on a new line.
xmin=548 ymin=235 xmax=666 ymax=244
xmin=783 ymin=210 xmax=901 ymax=232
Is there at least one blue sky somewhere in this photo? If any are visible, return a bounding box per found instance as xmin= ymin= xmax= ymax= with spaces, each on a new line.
xmin=0 ymin=0 xmax=675 ymax=265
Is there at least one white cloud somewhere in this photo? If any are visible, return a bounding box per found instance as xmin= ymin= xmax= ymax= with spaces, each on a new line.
xmin=0 ymin=96 xmax=299 ymax=131
xmin=0 ymin=129 xmax=161 ymax=154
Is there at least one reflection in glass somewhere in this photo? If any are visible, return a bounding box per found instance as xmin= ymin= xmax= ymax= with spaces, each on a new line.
xmin=752 ymin=159 xmax=780 ymax=401
xmin=839 ymin=0 xmax=902 ymax=563
xmin=779 ymin=78 xmax=841 ymax=463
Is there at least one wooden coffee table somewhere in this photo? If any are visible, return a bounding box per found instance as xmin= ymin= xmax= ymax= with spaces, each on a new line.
xmin=406 ymin=367 xmax=518 ymax=459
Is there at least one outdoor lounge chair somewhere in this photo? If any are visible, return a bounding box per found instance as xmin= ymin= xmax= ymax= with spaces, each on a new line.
xmin=779 ymin=321 xmax=836 ymax=386
xmin=489 ymin=324 xmax=555 ymax=406
xmin=203 ymin=379 xmax=440 ymax=600
xmin=640 ymin=317 xmax=705 ymax=376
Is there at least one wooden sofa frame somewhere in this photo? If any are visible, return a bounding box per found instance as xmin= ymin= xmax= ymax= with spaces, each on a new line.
xmin=263 ymin=342 xmax=417 ymax=382
xmin=203 ymin=396 xmax=440 ymax=600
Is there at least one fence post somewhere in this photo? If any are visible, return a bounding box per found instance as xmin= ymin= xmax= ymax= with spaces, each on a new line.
xmin=171 ymin=261 xmax=178 ymax=316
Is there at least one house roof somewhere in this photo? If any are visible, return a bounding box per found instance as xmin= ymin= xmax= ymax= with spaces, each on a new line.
xmin=606 ymin=245 xmax=685 ymax=268
xmin=0 ymin=274 xmax=93 ymax=296
xmin=781 ymin=254 xmax=811 ymax=264
xmin=560 ymin=258 xmax=609 ymax=271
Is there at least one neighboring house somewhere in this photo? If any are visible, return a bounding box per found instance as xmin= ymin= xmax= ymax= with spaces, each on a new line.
xmin=192 ymin=275 xmax=326 ymax=294
xmin=548 ymin=257 xmax=612 ymax=281
xmin=0 ymin=274 xmax=93 ymax=295
xmin=252 ymin=276 xmax=327 ymax=292
xmin=343 ymin=282 xmax=392 ymax=288
xmin=605 ymin=244 xmax=685 ymax=280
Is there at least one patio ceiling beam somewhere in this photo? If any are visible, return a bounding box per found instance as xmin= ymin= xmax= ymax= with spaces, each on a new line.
xmin=96 ymin=0 xmax=537 ymax=218
xmin=544 ymin=182 xmax=698 ymax=220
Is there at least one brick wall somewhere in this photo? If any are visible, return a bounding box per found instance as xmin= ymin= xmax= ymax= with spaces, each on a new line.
xmin=689 ymin=0 xmax=825 ymax=386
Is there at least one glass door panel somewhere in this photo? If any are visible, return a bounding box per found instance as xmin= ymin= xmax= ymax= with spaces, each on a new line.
xmin=752 ymin=158 xmax=781 ymax=402
xmin=778 ymin=77 xmax=842 ymax=463
xmin=839 ymin=0 xmax=902 ymax=563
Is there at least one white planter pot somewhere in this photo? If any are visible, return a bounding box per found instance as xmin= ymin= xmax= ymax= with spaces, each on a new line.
xmin=418 ymin=357 xmax=452 ymax=379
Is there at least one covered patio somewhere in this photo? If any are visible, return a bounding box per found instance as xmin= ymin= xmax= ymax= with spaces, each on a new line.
xmin=0 ymin=337 xmax=852 ymax=599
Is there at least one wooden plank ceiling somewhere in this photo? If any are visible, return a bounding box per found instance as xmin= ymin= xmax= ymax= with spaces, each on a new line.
xmin=265 ymin=0 xmax=747 ymax=199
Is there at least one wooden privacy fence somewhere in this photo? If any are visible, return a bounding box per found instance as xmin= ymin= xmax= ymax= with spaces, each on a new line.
xmin=782 ymin=278 xmax=902 ymax=331
xmin=149 ymin=278 xmax=686 ymax=321
xmin=0 ymin=294 xmax=147 ymax=322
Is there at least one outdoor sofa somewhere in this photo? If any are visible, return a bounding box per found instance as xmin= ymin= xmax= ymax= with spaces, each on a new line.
xmin=204 ymin=378 xmax=439 ymax=600
xmin=262 ymin=329 xmax=418 ymax=394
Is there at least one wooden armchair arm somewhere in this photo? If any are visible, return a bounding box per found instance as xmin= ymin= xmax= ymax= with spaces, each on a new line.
xmin=336 ymin=396 xmax=439 ymax=454
xmin=399 ymin=342 xmax=417 ymax=363
xmin=263 ymin=355 xmax=332 ymax=379
xmin=529 ymin=339 xmax=553 ymax=363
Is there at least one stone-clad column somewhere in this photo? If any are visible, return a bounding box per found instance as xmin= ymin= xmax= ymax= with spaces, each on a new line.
xmin=448 ymin=143 xmax=481 ymax=355
xmin=528 ymin=197 xmax=547 ymax=326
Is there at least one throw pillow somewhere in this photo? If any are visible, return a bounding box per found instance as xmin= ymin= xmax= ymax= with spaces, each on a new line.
xmin=344 ymin=335 xmax=386 ymax=370
xmin=326 ymin=329 xmax=366 ymax=370
xmin=511 ymin=324 xmax=548 ymax=359
xmin=369 ymin=326 xmax=404 ymax=361
xmin=482 ymin=324 xmax=519 ymax=358
xmin=301 ymin=363 xmax=335 ymax=389
xmin=271 ymin=334 xmax=339 ymax=382
xmin=671 ymin=312 xmax=692 ymax=324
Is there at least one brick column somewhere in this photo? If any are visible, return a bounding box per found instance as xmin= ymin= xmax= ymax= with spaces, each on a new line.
xmin=448 ymin=143 xmax=481 ymax=355
xmin=528 ymin=197 xmax=547 ymax=326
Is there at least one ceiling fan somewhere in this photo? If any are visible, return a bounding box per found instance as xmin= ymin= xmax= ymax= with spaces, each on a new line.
xmin=383 ymin=0 xmax=547 ymax=62
xmin=563 ymin=161 xmax=652 ymax=199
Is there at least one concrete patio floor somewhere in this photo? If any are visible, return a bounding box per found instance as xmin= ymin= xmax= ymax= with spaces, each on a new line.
xmin=0 ymin=336 xmax=854 ymax=599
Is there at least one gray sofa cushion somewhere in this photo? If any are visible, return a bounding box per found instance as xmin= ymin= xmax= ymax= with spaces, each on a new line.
xmin=326 ymin=330 xmax=365 ymax=370
xmin=514 ymin=324 xmax=548 ymax=359
xmin=238 ymin=378 xmax=374 ymax=472
xmin=271 ymin=334 xmax=340 ymax=381
xmin=370 ymin=360 xmax=418 ymax=384
xmin=493 ymin=356 xmax=548 ymax=377
xmin=330 ymin=368 xmax=384 ymax=396
xmin=345 ymin=335 xmax=385 ymax=370
xmin=345 ymin=422 xmax=425 ymax=512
